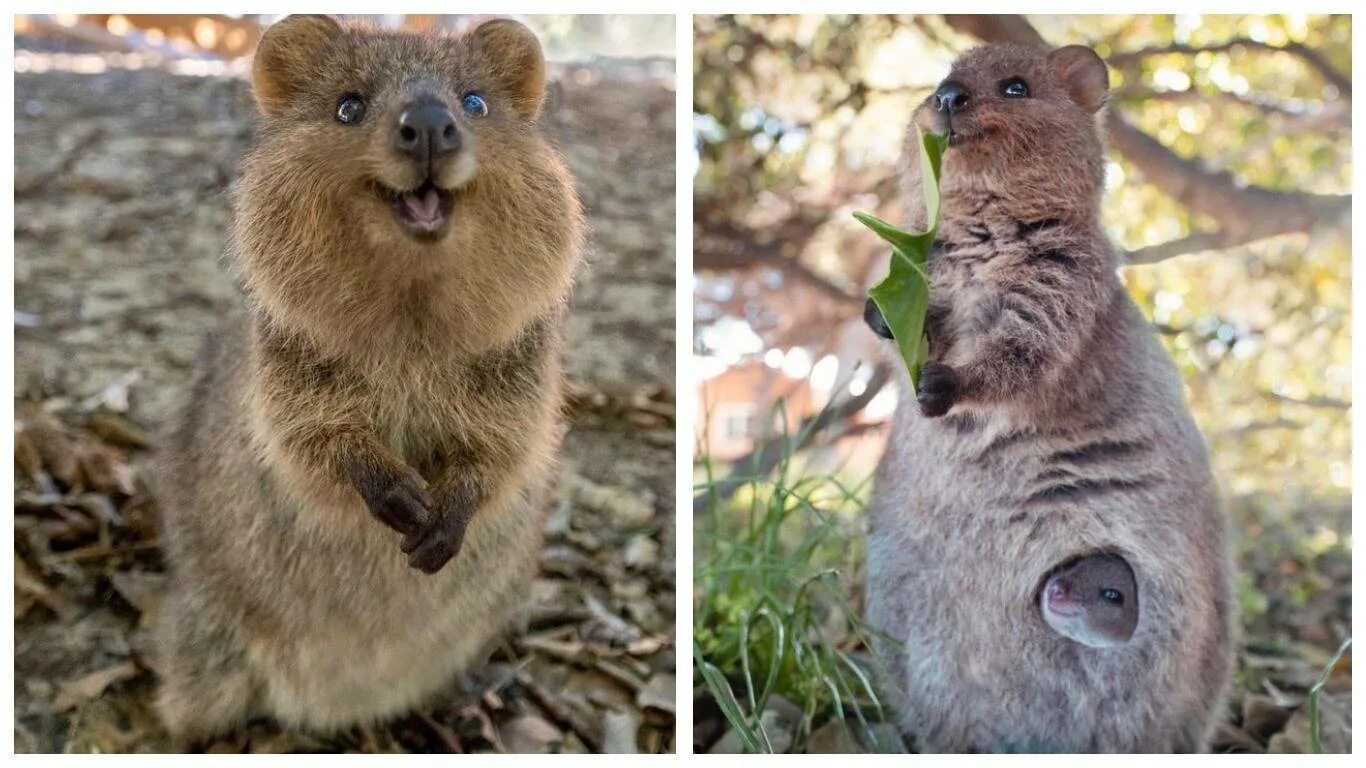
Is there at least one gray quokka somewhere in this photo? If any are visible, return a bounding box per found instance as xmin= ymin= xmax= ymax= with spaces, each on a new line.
xmin=864 ymin=43 xmax=1234 ymax=752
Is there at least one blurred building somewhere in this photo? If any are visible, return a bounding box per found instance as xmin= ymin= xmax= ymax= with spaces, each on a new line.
xmin=697 ymin=355 xmax=891 ymax=474
xmin=698 ymin=359 xmax=816 ymax=461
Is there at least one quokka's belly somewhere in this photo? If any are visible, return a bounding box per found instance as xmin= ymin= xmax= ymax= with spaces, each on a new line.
xmin=248 ymin=490 xmax=544 ymax=729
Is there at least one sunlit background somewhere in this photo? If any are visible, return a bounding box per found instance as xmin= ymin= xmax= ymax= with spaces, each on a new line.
xmin=14 ymin=14 xmax=676 ymax=75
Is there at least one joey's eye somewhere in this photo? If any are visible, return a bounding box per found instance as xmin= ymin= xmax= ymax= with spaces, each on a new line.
xmin=461 ymin=91 xmax=488 ymax=118
xmin=336 ymin=93 xmax=366 ymax=125
xmin=1001 ymin=78 xmax=1030 ymax=98
xmin=1100 ymin=588 xmax=1123 ymax=605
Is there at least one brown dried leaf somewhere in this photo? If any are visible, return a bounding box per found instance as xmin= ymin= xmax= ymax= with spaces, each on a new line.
xmin=501 ymin=714 xmax=564 ymax=754
xmin=53 ymin=662 xmax=140 ymax=711
xmin=625 ymin=636 xmax=666 ymax=656
xmin=77 ymin=446 xmax=137 ymax=496
xmin=1267 ymin=693 xmax=1352 ymax=753
xmin=1242 ymin=694 xmax=1292 ymax=742
xmin=15 ymin=553 xmax=80 ymax=621
xmin=110 ymin=569 xmax=167 ymax=621
xmin=635 ymin=673 xmax=675 ymax=715
xmin=85 ymin=410 xmax=152 ymax=450
xmin=623 ymin=535 xmax=659 ymax=569
xmin=601 ymin=709 xmax=641 ymax=754
xmin=15 ymin=426 xmax=47 ymax=485
xmin=25 ymin=416 xmax=79 ymax=487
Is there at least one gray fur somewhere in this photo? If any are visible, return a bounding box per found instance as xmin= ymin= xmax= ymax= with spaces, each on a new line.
xmin=864 ymin=44 xmax=1234 ymax=753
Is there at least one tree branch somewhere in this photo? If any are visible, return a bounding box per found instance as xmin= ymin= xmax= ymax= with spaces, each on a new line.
xmin=1124 ymin=232 xmax=1231 ymax=265
xmin=1107 ymin=38 xmax=1351 ymax=98
xmin=1109 ymin=84 xmax=1333 ymax=121
xmin=1216 ymin=418 xmax=1304 ymax=439
xmin=942 ymin=14 xmax=1045 ymax=47
xmin=1265 ymin=391 xmax=1351 ymax=410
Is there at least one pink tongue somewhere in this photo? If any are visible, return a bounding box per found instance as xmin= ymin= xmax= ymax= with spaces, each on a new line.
xmin=403 ymin=188 xmax=441 ymax=223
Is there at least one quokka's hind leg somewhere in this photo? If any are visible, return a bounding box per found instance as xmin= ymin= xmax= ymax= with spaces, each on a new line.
xmin=155 ymin=603 xmax=258 ymax=747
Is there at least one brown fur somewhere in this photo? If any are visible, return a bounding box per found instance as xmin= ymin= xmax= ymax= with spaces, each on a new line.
xmin=864 ymin=44 xmax=1234 ymax=752
xmin=154 ymin=15 xmax=583 ymax=740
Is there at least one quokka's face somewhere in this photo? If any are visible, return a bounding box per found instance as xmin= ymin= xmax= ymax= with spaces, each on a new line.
xmin=1038 ymin=552 xmax=1139 ymax=648
xmin=911 ymin=43 xmax=1109 ymax=180
xmin=250 ymin=15 xmax=550 ymax=247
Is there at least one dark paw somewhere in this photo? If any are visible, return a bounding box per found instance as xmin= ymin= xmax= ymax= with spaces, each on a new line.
xmin=400 ymin=482 xmax=480 ymax=574
xmin=863 ymin=298 xmax=894 ymax=340
xmin=917 ymin=361 xmax=959 ymax=418
xmin=401 ymin=516 xmax=469 ymax=574
xmin=356 ymin=468 xmax=432 ymax=537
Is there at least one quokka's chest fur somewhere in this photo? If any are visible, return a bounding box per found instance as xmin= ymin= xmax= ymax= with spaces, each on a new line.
xmin=254 ymin=311 xmax=559 ymax=477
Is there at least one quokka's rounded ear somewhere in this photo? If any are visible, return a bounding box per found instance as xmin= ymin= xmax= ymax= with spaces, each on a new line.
xmin=253 ymin=15 xmax=344 ymax=116
xmin=1047 ymin=45 xmax=1109 ymax=113
xmin=471 ymin=18 xmax=547 ymax=121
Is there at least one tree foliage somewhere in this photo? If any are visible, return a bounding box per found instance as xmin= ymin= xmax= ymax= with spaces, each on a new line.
xmin=693 ymin=14 xmax=1351 ymax=502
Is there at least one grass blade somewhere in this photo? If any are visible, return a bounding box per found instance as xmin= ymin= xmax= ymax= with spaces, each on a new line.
xmin=1308 ymin=636 xmax=1351 ymax=753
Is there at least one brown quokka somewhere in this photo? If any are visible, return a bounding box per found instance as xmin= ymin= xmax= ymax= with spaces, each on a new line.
xmin=154 ymin=15 xmax=583 ymax=739
xmin=863 ymin=44 xmax=1233 ymax=752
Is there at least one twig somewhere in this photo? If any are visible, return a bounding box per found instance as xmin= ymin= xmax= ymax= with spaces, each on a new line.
xmin=515 ymin=670 xmax=603 ymax=752
xmin=593 ymin=659 xmax=647 ymax=693
xmin=417 ymin=711 xmax=465 ymax=754
xmin=49 ymin=538 xmax=160 ymax=562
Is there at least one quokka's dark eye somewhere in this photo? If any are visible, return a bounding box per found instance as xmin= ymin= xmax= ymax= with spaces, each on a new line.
xmin=336 ymin=93 xmax=366 ymax=124
xmin=1100 ymin=588 xmax=1123 ymax=605
xmin=461 ymin=91 xmax=488 ymax=118
xmin=1001 ymin=78 xmax=1030 ymax=98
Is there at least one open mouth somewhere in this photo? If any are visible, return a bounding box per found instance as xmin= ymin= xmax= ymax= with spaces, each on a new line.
xmin=378 ymin=179 xmax=454 ymax=239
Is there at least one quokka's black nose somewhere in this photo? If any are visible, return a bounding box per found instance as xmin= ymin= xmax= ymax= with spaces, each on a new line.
xmin=395 ymin=98 xmax=461 ymax=167
xmin=934 ymin=81 xmax=969 ymax=113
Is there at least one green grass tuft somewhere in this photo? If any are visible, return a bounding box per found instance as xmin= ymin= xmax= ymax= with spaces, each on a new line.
xmin=694 ymin=400 xmax=891 ymax=753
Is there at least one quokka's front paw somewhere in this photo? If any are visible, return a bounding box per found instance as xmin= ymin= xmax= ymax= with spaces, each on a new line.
xmin=917 ymin=361 xmax=960 ymax=418
xmin=863 ymin=298 xmax=894 ymax=340
xmin=401 ymin=515 xmax=470 ymax=574
xmin=356 ymin=465 xmax=433 ymax=537
xmin=400 ymin=482 xmax=479 ymax=574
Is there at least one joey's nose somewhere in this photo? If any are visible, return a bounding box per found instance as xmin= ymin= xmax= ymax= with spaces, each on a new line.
xmin=934 ymin=81 xmax=969 ymax=113
xmin=395 ymin=99 xmax=461 ymax=167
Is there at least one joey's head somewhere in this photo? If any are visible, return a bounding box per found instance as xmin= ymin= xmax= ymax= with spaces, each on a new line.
xmin=1038 ymin=552 xmax=1138 ymax=648
xmin=904 ymin=44 xmax=1110 ymax=221
xmin=236 ymin=16 xmax=582 ymax=353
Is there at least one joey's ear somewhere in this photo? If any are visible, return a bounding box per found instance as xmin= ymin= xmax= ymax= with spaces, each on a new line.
xmin=471 ymin=18 xmax=547 ymax=121
xmin=253 ymin=15 xmax=344 ymax=116
xmin=1047 ymin=45 xmax=1109 ymax=113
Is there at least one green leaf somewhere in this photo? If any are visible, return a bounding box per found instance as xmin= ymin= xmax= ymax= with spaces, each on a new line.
xmin=853 ymin=126 xmax=948 ymax=390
